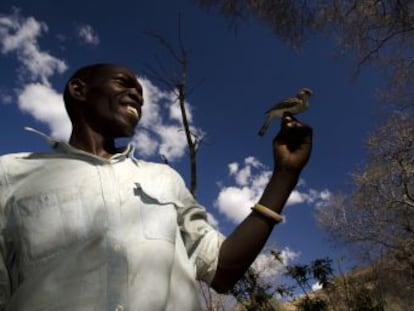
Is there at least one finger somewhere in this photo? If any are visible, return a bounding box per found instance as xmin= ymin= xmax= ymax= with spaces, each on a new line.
xmin=278 ymin=114 xmax=312 ymax=145
xmin=282 ymin=111 xmax=295 ymax=123
xmin=281 ymin=113 xmax=304 ymax=130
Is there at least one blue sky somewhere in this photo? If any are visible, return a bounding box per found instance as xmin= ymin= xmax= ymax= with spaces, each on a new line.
xmin=0 ymin=0 xmax=385 ymax=293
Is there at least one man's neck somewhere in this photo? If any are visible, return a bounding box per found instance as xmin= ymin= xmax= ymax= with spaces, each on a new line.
xmin=69 ymin=128 xmax=117 ymax=159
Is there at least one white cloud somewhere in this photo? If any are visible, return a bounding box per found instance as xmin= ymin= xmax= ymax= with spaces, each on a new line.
xmin=157 ymin=124 xmax=187 ymax=159
xmin=279 ymin=247 xmax=300 ymax=264
xmin=0 ymin=9 xmax=67 ymax=86
xmin=0 ymin=10 xmax=198 ymax=160
xmin=215 ymin=186 xmax=258 ymax=223
xmin=228 ymin=162 xmax=239 ymax=175
xmin=0 ymin=14 xmax=198 ymax=160
xmin=131 ymin=131 xmax=158 ymax=158
xmin=133 ymin=77 xmax=204 ymax=162
xmin=214 ymin=157 xmax=332 ymax=224
xmin=319 ymin=189 xmax=331 ymax=201
xmin=77 ymin=24 xmax=100 ymax=45
xmin=229 ymin=156 xmax=265 ymax=186
xmin=286 ymin=190 xmax=309 ymax=205
xmin=168 ymin=92 xmax=193 ymax=123
xmin=17 ymin=83 xmax=71 ymax=140
xmin=214 ymin=157 xmax=272 ymax=223
xmin=245 ymin=156 xmax=262 ymax=167
xmin=252 ymin=247 xmax=300 ymax=279
xmin=206 ymin=212 xmax=219 ymax=229
xmin=311 ymin=281 xmax=323 ymax=291
xmin=137 ymin=77 xmax=164 ymax=127
xmin=0 ymin=10 xmax=69 ymax=138
xmin=286 ymin=188 xmax=332 ymax=207
xmin=0 ymin=89 xmax=12 ymax=104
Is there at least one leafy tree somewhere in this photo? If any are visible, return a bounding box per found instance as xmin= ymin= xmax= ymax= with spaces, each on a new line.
xmin=311 ymin=258 xmax=333 ymax=289
xmin=315 ymin=113 xmax=414 ymax=279
xmin=231 ymin=267 xmax=282 ymax=310
xmin=286 ymin=264 xmax=312 ymax=296
xmin=284 ymin=258 xmax=386 ymax=310
xmin=296 ymin=297 xmax=328 ymax=311
xmin=195 ymin=0 xmax=414 ymax=106
xmin=312 ymin=111 xmax=414 ymax=311
xmin=282 ymin=257 xmax=333 ymax=310
xmin=150 ymin=6 xmax=414 ymax=309
xmin=195 ymin=1 xmax=414 ymax=306
xmin=331 ymin=262 xmax=386 ymax=311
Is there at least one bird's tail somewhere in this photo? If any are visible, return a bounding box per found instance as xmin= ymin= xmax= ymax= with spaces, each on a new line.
xmin=257 ymin=125 xmax=267 ymax=136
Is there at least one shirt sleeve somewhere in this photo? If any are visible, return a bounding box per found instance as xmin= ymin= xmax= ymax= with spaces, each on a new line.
xmin=0 ymin=238 xmax=10 ymax=311
xmin=0 ymin=158 xmax=11 ymax=310
xmin=172 ymin=171 xmax=225 ymax=284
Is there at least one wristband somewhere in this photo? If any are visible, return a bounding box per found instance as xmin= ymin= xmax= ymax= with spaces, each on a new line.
xmin=251 ymin=203 xmax=283 ymax=224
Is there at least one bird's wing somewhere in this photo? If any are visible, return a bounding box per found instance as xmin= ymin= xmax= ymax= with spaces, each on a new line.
xmin=265 ymin=97 xmax=301 ymax=113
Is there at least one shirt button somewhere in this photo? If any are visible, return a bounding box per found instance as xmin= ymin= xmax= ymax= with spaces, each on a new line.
xmin=115 ymin=305 xmax=124 ymax=311
xmin=113 ymin=243 xmax=122 ymax=252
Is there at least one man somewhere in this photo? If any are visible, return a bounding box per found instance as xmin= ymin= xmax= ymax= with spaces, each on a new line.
xmin=0 ymin=64 xmax=312 ymax=310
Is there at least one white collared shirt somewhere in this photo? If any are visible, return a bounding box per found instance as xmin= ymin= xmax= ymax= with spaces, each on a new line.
xmin=0 ymin=133 xmax=224 ymax=311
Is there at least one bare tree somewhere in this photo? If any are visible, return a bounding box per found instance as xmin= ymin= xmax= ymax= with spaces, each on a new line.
xmin=144 ymin=16 xmax=204 ymax=197
xmin=145 ymin=17 xmax=227 ymax=311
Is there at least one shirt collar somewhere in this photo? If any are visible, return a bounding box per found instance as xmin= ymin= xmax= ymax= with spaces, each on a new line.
xmin=24 ymin=127 xmax=136 ymax=164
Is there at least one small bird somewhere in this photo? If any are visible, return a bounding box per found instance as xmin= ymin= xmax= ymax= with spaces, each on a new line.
xmin=257 ymin=88 xmax=313 ymax=136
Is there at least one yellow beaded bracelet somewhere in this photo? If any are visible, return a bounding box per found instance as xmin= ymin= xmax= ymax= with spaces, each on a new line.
xmin=251 ymin=203 xmax=284 ymax=223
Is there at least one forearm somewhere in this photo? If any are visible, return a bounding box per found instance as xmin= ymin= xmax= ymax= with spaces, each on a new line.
xmin=210 ymin=168 xmax=301 ymax=293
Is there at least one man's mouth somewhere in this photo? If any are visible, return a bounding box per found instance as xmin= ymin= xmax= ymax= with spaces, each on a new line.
xmin=126 ymin=105 xmax=139 ymax=118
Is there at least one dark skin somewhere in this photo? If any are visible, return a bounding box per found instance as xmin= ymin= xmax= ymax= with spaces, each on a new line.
xmin=66 ymin=64 xmax=312 ymax=293
xmin=67 ymin=65 xmax=144 ymax=158
xmin=211 ymin=114 xmax=312 ymax=292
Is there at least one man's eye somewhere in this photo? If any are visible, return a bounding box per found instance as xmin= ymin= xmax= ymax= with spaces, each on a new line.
xmin=115 ymin=77 xmax=129 ymax=85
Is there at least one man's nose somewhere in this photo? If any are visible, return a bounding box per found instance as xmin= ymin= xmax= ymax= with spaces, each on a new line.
xmin=127 ymin=89 xmax=143 ymax=106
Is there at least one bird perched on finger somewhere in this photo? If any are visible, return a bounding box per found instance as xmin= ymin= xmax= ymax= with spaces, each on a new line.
xmin=257 ymin=88 xmax=313 ymax=136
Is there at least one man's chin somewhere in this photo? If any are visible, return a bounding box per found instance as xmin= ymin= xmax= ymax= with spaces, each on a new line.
xmin=108 ymin=126 xmax=135 ymax=139
xmin=113 ymin=119 xmax=138 ymax=138
xmin=118 ymin=127 xmax=136 ymax=138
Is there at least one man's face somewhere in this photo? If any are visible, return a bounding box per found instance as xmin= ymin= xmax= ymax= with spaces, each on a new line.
xmin=82 ymin=65 xmax=144 ymax=138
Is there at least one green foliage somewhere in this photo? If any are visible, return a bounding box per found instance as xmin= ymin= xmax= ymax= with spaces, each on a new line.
xmin=350 ymin=286 xmax=384 ymax=311
xmin=284 ymin=258 xmax=334 ymax=296
xmin=195 ymin=1 xmax=414 ymax=309
xmin=228 ymin=254 xmax=404 ymax=310
xmin=230 ymin=267 xmax=276 ymax=310
xmin=297 ymin=297 xmax=328 ymax=311
xmin=311 ymin=258 xmax=333 ymax=288
xmin=279 ymin=257 xmax=392 ymax=310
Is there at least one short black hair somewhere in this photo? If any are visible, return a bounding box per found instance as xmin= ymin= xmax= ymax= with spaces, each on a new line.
xmin=63 ymin=63 xmax=122 ymax=120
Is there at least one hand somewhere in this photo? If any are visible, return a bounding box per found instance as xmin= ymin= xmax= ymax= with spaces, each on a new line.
xmin=273 ymin=112 xmax=312 ymax=172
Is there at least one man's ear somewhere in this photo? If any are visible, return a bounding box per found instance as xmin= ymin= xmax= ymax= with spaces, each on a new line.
xmin=68 ymin=78 xmax=87 ymax=101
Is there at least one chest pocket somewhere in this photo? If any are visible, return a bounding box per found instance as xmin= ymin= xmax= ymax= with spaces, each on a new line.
xmin=12 ymin=187 xmax=91 ymax=263
xmin=135 ymin=184 xmax=178 ymax=243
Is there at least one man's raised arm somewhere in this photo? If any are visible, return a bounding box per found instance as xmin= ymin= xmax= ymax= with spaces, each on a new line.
xmin=210 ymin=113 xmax=313 ymax=293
